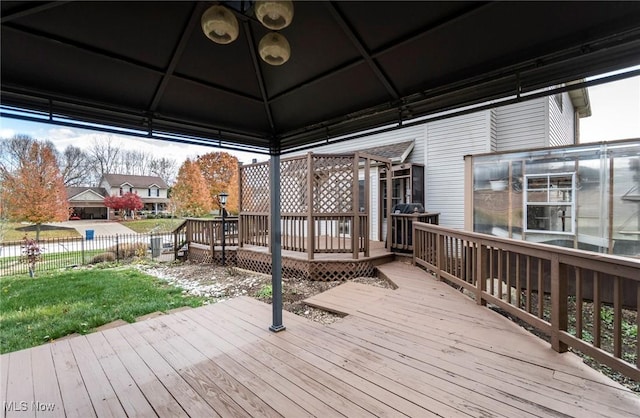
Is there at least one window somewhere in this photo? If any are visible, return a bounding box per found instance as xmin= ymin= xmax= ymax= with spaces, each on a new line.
xmin=148 ymin=187 xmax=159 ymax=197
xmin=524 ymin=172 xmax=575 ymax=234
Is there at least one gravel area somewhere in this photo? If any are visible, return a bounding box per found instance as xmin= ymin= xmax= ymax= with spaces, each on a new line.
xmin=138 ymin=261 xmax=393 ymax=325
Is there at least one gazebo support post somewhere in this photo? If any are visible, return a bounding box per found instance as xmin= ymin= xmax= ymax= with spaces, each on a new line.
xmin=269 ymin=152 xmax=286 ymax=332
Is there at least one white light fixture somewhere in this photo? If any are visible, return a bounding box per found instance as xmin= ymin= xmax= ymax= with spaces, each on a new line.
xmin=201 ymin=5 xmax=239 ymax=44
xmin=255 ymin=1 xmax=294 ymax=30
xmin=218 ymin=192 xmax=228 ymax=206
xmin=259 ymin=32 xmax=291 ymax=66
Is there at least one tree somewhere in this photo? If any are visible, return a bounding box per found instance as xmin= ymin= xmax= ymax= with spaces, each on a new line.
xmin=196 ymin=152 xmax=239 ymax=213
xmin=150 ymin=157 xmax=178 ymax=186
xmin=0 ymin=139 xmax=69 ymax=240
xmin=89 ymin=136 xmax=120 ymax=183
xmin=59 ymin=145 xmax=92 ymax=186
xmin=104 ymin=192 xmax=143 ymax=219
xmin=171 ymin=159 xmax=212 ymax=217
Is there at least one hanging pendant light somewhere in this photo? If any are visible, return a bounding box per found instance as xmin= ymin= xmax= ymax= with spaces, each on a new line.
xmin=259 ymin=32 xmax=291 ymax=66
xmin=255 ymin=1 xmax=294 ymax=30
xmin=201 ymin=5 xmax=239 ymax=44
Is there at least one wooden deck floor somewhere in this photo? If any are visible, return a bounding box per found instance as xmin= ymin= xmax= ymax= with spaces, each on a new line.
xmin=2 ymin=262 xmax=639 ymax=417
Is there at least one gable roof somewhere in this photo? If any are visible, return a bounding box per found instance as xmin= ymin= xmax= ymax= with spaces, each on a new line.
xmin=66 ymin=187 xmax=107 ymax=200
xmin=102 ymin=174 xmax=168 ymax=189
xmin=359 ymin=141 xmax=415 ymax=163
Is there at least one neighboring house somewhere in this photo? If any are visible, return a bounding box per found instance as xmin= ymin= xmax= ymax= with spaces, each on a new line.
xmin=293 ymin=85 xmax=591 ymax=240
xmin=66 ymin=187 xmax=109 ymax=220
xmin=66 ymin=175 xmax=170 ymax=220
xmin=100 ymin=174 xmax=170 ymax=216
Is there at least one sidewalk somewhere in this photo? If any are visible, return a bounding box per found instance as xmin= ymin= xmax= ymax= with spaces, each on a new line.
xmin=53 ymin=220 xmax=138 ymax=237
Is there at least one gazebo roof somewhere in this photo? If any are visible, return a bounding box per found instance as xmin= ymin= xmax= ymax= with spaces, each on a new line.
xmin=1 ymin=1 xmax=639 ymax=154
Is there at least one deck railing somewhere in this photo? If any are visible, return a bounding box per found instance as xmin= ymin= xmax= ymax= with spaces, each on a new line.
xmin=389 ymin=212 xmax=439 ymax=252
xmin=413 ymin=222 xmax=640 ymax=382
xmin=239 ymin=213 xmax=370 ymax=259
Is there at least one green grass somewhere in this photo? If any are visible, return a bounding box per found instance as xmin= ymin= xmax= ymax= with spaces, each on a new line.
xmin=122 ymin=218 xmax=183 ymax=233
xmin=0 ymin=267 xmax=204 ymax=353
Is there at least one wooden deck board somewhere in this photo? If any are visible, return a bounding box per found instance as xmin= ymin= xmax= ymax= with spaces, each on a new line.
xmin=2 ymin=260 xmax=639 ymax=417
xmin=30 ymin=345 xmax=63 ymax=418
xmin=303 ymin=282 xmax=393 ymax=315
xmin=99 ymin=328 xmax=189 ymax=418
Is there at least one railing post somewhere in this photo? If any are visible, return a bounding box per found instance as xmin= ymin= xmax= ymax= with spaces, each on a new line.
xmin=551 ymin=254 xmax=568 ymax=352
xmin=436 ymin=232 xmax=444 ymax=281
xmin=476 ymin=242 xmax=487 ymax=306
xmin=210 ymin=220 xmax=215 ymax=263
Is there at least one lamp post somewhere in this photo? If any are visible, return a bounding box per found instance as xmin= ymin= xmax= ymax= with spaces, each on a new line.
xmin=219 ymin=192 xmax=228 ymax=266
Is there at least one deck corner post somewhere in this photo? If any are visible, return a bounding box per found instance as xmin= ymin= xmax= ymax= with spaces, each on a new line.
xmin=551 ymin=254 xmax=568 ymax=352
xmin=269 ymin=153 xmax=286 ymax=333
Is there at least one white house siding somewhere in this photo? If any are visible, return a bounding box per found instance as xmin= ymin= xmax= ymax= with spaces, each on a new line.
xmin=495 ymin=98 xmax=547 ymax=152
xmin=367 ymin=167 xmax=379 ymax=240
xmin=548 ymin=92 xmax=577 ymax=147
xmin=425 ymin=112 xmax=490 ymax=230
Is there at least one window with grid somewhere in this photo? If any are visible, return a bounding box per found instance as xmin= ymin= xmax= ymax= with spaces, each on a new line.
xmin=524 ymin=172 xmax=575 ymax=234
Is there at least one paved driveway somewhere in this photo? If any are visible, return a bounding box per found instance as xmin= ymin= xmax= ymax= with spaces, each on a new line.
xmin=54 ymin=220 xmax=138 ymax=237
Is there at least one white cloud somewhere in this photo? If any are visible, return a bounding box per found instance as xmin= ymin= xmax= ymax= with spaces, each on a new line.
xmin=0 ymin=128 xmax=15 ymax=139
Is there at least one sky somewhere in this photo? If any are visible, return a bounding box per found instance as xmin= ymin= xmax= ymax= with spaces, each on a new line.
xmin=1 ymin=69 xmax=639 ymax=165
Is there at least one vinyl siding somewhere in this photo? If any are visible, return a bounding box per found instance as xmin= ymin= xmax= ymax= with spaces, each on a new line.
xmin=548 ymin=92 xmax=576 ymax=147
xmin=495 ymin=99 xmax=547 ymax=151
xmin=425 ymin=112 xmax=489 ymax=229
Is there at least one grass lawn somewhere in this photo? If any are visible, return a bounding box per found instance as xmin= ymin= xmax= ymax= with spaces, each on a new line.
xmin=122 ymin=218 xmax=184 ymax=233
xmin=0 ymin=267 xmax=204 ymax=354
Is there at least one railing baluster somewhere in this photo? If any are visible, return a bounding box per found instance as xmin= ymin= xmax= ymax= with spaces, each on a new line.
xmin=576 ymin=267 xmax=583 ymax=339
xmin=526 ymin=256 xmax=532 ymax=313
xmin=515 ymin=254 xmax=521 ymax=308
xmin=637 ymin=285 xmax=640 ymax=368
xmin=537 ymin=259 xmax=544 ymax=319
xmin=594 ymin=271 xmax=601 ymax=348
xmin=551 ymin=255 xmax=568 ymax=353
xmin=613 ymin=276 xmax=622 ymax=359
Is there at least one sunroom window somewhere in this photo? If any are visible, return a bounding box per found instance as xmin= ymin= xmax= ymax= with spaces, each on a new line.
xmin=524 ymin=173 xmax=575 ymax=234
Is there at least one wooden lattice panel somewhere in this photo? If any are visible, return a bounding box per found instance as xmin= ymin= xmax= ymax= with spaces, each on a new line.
xmin=241 ymin=163 xmax=270 ymax=213
xmin=236 ymin=249 xmax=272 ymax=275
xmin=280 ymin=157 xmax=309 ymax=213
xmin=309 ymin=260 xmax=375 ymax=281
xmin=187 ymin=245 xmax=213 ymax=263
xmin=235 ymin=248 xmax=377 ymax=281
xmin=312 ymin=156 xmax=354 ymax=213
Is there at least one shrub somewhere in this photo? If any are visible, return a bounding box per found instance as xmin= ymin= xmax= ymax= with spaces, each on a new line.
xmin=90 ymin=252 xmax=116 ymax=264
xmin=106 ymin=242 xmax=148 ymax=259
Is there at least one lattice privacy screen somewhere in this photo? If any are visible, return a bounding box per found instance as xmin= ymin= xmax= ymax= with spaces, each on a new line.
xmin=240 ymin=154 xmax=356 ymax=215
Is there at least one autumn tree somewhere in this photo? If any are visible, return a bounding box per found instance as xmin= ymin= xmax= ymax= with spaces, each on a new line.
xmin=196 ymin=152 xmax=239 ymax=214
xmin=171 ymin=159 xmax=212 ymax=217
xmin=104 ymin=192 xmax=143 ymax=219
xmin=0 ymin=138 xmax=69 ymax=240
